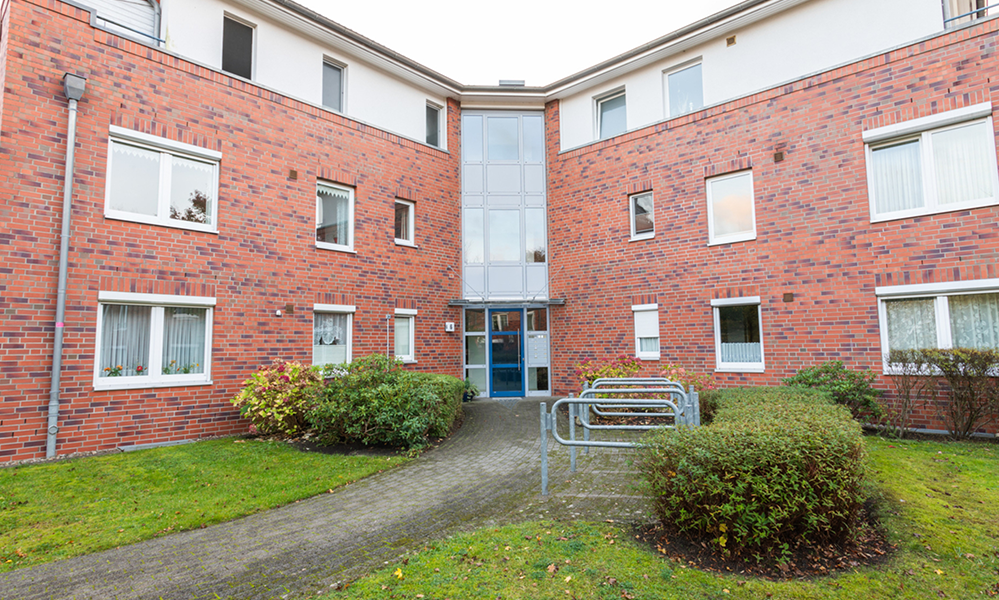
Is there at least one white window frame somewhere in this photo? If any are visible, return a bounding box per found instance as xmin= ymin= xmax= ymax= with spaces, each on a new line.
xmin=629 ymin=191 xmax=654 ymax=241
xmin=221 ymin=13 xmax=256 ymax=80
xmin=663 ymin=59 xmax=703 ymax=119
xmin=394 ymin=308 xmax=417 ymax=363
xmin=426 ymin=102 xmax=443 ymax=149
xmin=104 ymin=126 xmax=221 ymax=233
xmin=595 ymin=88 xmax=627 ymax=140
xmin=706 ymin=170 xmax=756 ymax=246
xmin=394 ymin=199 xmax=416 ymax=247
xmin=313 ymin=304 xmax=354 ymax=366
xmin=632 ymin=303 xmax=661 ymax=360
xmin=864 ymin=103 xmax=999 ymax=223
xmin=712 ymin=296 xmax=765 ymax=373
xmin=315 ymin=181 xmax=356 ymax=253
xmin=94 ymin=291 xmax=215 ymax=391
xmin=322 ymin=58 xmax=346 ymax=113
xmin=876 ymin=278 xmax=999 ymax=372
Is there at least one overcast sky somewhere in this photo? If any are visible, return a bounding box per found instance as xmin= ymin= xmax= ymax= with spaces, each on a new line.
xmin=297 ymin=0 xmax=744 ymax=86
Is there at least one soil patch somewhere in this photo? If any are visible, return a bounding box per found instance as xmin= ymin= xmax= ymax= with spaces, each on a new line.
xmin=632 ymin=502 xmax=894 ymax=580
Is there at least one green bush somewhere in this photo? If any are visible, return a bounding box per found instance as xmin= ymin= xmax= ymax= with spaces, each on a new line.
xmin=574 ymin=355 xmax=641 ymax=386
xmin=638 ymin=387 xmax=867 ymax=564
xmin=306 ymin=354 xmax=463 ymax=449
xmin=782 ymin=360 xmax=882 ymax=419
xmin=230 ymin=360 xmax=323 ymax=435
xmin=921 ymin=348 xmax=999 ymax=439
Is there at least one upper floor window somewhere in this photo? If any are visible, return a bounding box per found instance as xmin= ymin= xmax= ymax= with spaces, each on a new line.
xmin=630 ymin=192 xmax=654 ymax=240
xmin=94 ymin=291 xmax=214 ymax=390
xmin=395 ymin=199 xmax=415 ymax=245
xmin=222 ymin=16 xmax=254 ymax=79
xmin=666 ymin=62 xmax=703 ymax=118
xmin=945 ymin=0 xmax=992 ymax=26
xmin=426 ymin=104 xmax=441 ymax=147
xmin=597 ymin=90 xmax=627 ymax=140
xmin=864 ymin=103 xmax=999 ymax=222
xmin=105 ymin=126 xmax=220 ymax=233
xmin=316 ymin=182 xmax=354 ymax=252
xmin=323 ymin=61 xmax=344 ymax=112
xmin=706 ymin=170 xmax=755 ymax=245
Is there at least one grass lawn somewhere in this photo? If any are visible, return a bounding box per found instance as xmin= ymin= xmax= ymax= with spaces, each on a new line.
xmin=326 ymin=436 xmax=998 ymax=600
xmin=0 ymin=438 xmax=407 ymax=572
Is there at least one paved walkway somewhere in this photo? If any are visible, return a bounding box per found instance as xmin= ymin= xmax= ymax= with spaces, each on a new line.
xmin=1 ymin=397 xmax=650 ymax=600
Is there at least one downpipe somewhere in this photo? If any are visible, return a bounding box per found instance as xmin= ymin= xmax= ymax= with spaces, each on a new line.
xmin=47 ymin=74 xmax=87 ymax=459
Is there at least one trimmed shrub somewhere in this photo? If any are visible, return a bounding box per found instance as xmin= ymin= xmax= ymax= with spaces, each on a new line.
xmin=638 ymin=387 xmax=867 ymax=564
xmin=230 ymin=360 xmax=323 ymax=435
xmin=922 ymin=348 xmax=999 ymax=439
xmin=782 ymin=360 xmax=882 ymax=419
xmin=306 ymin=354 xmax=463 ymax=449
xmin=574 ymin=355 xmax=641 ymax=386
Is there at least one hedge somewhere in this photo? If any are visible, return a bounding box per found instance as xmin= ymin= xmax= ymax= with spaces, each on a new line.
xmin=638 ymin=387 xmax=867 ymax=563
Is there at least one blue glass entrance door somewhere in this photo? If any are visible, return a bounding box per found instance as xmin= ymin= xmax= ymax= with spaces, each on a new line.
xmin=489 ymin=309 xmax=524 ymax=396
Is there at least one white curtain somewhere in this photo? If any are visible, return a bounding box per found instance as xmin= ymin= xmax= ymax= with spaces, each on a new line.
xmin=395 ymin=316 xmax=412 ymax=358
xmin=950 ymin=293 xmax=999 ymax=349
xmin=162 ymin=307 xmax=206 ymax=374
xmin=100 ymin=305 xmax=151 ymax=377
xmin=720 ymin=342 xmax=762 ymax=363
xmin=932 ymin=122 xmax=994 ymax=205
xmin=871 ymin=140 xmax=924 ymax=214
xmin=640 ymin=338 xmax=660 ymax=353
xmin=886 ymin=298 xmax=937 ymax=350
xmin=314 ymin=313 xmax=348 ymax=365
xmin=317 ymin=185 xmax=350 ymax=245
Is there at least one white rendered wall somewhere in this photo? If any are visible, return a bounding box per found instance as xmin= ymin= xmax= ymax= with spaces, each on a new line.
xmin=559 ymin=0 xmax=944 ymax=151
xmin=160 ymin=0 xmax=447 ymax=146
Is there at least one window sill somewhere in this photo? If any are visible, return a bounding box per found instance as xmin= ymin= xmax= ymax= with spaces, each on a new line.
xmin=398 ymin=359 xmax=417 ymax=364
xmin=105 ymin=212 xmax=219 ymax=234
xmin=394 ymin=240 xmax=419 ymax=248
xmin=870 ymin=197 xmax=999 ymax=223
xmin=94 ymin=378 xmax=213 ymax=392
xmin=707 ymin=233 xmax=756 ymax=247
xmin=629 ymin=233 xmax=655 ymax=242
xmin=636 ymin=354 xmax=661 ymax=361
xmin=714 ymin=366 xmax=765 ymax=374
xmin=316 ymin=242 xmax=357 ymax=254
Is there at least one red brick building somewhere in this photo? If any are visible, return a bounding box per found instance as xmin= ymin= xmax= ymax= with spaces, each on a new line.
xmin=1 ymin=0 xmax=997 ymax=461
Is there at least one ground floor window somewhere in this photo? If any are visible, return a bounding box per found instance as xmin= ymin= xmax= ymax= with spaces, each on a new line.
xmin=632 ymin=304 xmax=660 ymax=360
xmin=877 ymin=280 xmax=999 ymax=357
xmin=314 ymin=305 xmax=354 ymax=365
xmin=712 ymin=297 xmax=764 ymax=372
xmin=395 ymin=308 xmax=417 ymax=362
xmin=95 ymin=292 xmax=213 ymax=389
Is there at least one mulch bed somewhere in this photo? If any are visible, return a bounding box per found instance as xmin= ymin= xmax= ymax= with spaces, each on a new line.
xmin=631 ymin=501 xmax=894 ymax=580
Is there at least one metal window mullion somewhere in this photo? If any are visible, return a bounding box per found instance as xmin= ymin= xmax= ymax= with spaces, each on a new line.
xmin=149 ymin=306 xmax=165 ymax=380
xmin=921 ymin=130 xmax=938 ymax=212
xmin=712 ymin=306 xmax=722 ymax=368
xmin=937 ymin=296 xmax=953 ymax=349
xmin=347 ymin=189 xmax=355 ymax=248
xmin=756 ymin=303 xmax=766 ymax=370
xmin=345 ymin=313 xmax=352 ymax=363
xmin=158 ymin=153 xmax=172 ymax=221
xmin=203 ymin=307 xmax=213 ymax=380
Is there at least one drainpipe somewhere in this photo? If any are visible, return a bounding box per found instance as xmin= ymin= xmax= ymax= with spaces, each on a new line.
xmin=47 ymin=73 xmax=87 ymax=459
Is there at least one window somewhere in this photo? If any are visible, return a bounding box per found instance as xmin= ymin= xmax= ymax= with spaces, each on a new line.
xmin=394 ymin=200 xmax=415 ymax=245
xmin=394 ymin=308 xmax=417 ymax=362
xmin=877 ymin=280 xmax=999 ymax=364
xmin=633 ymin=304 xmax=660 ymax=360
xmin=316 ymin=182 xmax=354 ymax=251
xmin=314 ymin=304 xmax=353 ymax=366
xmin=426 ymin=104 xmax=441 ymax=147
xmin=597 ymin=91 xmax=627 ymax=140
xmin=712 ymin=297 xmax=764 ymax=372
xmin=322 ymin=61 xmax=344 ymax=112
xmin=946 ymin=0 xmax=991 ymax=26
xmin=666 ymin=62 xmax=703 ymax=118
xmin=464 ymin=308 xmax=487 ymax=396
xmin=222 ymin=16 xmax=253 ymax=79
xmin=630 ymin=192 xmax=654 ymax=240
xmin=864 ymin=103 xmax=999 ymax=222
xmin=706 ymin=170 xmax=755 ymax=245
xmin=94 ymin=292 xmax=214 ymax=389
xmin=105 ymin=126 xmax=220 ymax=232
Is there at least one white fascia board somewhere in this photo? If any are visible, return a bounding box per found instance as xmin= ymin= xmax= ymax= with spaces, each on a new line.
xmin=875 ymin=278 xmax=999 ymax=297
xmin=711 ymin=296 xmax=761 ymax=307
xmin=314 ymin=304 xmax=356 ymax=313
xmin=545 ymin=0 xmax=810 ymax=100
xmin=862 ymin=102 xmax=993 ymax=143
xmin=394 ymin=308 xmax=418 ymax=316
xmin=98 ymin=291 xmax=217 ymax=306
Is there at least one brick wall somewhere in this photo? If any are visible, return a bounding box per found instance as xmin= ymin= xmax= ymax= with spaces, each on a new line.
xmin=546 ymin=18 xmax=999 ymax=434
xmin=0 ymin=0 xmax=463 ymax=461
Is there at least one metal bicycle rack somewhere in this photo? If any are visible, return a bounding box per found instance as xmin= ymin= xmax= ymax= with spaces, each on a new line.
xmin=539 ymin=377 xmax=699 ymax=495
